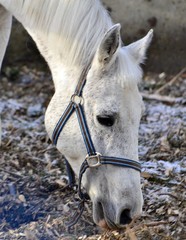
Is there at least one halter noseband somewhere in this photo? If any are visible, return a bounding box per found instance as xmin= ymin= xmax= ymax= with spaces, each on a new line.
xmin=52 ymin=66 xmax=141 ymax=227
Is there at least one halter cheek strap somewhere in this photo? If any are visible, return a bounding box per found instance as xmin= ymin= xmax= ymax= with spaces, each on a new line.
xmin=51 ymin=66 xmax=141 ymax=227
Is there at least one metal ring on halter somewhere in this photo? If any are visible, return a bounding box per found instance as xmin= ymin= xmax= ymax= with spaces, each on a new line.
xmin=71 ymin=94 xmax=84 ymax=105
xmin=85 ymin=152 xmax=102 ymax=168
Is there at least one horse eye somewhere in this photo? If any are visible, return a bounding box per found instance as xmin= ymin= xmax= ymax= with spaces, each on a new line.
xmin=97 ymin=115 xmax=115 ymax=127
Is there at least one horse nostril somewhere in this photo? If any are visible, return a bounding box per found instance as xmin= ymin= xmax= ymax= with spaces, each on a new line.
xmin=119 ymin=209 xmax=132 ymax=225
xmin=97 ymin=201 xmax=104 ymax=220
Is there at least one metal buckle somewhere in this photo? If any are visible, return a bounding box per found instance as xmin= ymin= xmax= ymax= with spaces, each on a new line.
xmin=86 ymin=152 xmax=102 ymax=168
xmin=71 ymin=94 xmax=84 ymax=105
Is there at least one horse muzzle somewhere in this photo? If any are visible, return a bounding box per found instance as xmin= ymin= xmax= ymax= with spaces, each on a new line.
xmin=92 ymin=197 xmax=142 ymax=229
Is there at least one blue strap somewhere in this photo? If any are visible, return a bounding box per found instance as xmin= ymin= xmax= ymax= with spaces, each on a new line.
xmin=77 ymin=156 xmax=141 ymax=201
xmin=52 ymin=102 xmax=76 ymax=186
xmin=52 ymin=102 xmax=75 ymax=145
xmin=52 ymin=101 xmax=96 ymax=187
xmin=78 ymin=160 xmax=89 ymax=199
xmin=52 ymin=102 xmax=96 ymax=156
xmin=74 ymin=65 xmax=91 ymax=96
xmin=66 ymin=200 xmax=85 ymax=228
xmin=64 ymin=157 xmax=76 ymax=187
xmin=75 ymin=104 xmax=96 ymax=156
xmin=100 ymin=156 xmax=141 ymax=172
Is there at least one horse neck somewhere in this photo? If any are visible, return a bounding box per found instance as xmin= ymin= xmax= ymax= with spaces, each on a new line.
xmin=1 ymin=0 xmax=112 ymax=88
xmin=0 ymin=5 xmax=12 ymax=70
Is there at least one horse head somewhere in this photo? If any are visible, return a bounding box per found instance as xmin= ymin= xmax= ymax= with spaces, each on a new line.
xmin=48 ymin=24 xmax=153 ymax=229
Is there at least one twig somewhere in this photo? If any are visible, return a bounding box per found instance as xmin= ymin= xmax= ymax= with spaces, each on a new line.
xmin=158 ymin=193 xmax=179 ymax=200
xmin=142 ymin=93 xmax=182 ymax=104
xmin=145 ymin=221 xmax=168 ymax=227
xmin=38 ymin=146 xmax=56 ymax=154
xmin=0 ymin=168 xmax=22 ymax=178
xmin=155 ymin=66 xmax=186 ymax=94
xmin=130 ymin=221 xmax=168 ymax=232
xmin=30 ymin=156 xmax=46 ymax=163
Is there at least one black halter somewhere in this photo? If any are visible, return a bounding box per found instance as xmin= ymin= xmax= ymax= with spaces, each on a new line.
xmin=52 ymin=66 xmax=141 ymax=227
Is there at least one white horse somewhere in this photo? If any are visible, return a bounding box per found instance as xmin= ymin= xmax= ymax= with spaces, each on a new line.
xmin=0 ymin=0 xmax=153 ymax=229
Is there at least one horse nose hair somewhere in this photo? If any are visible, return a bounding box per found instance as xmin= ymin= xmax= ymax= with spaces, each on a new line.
xmin=119 ymin=209 xmax=132 ymax=225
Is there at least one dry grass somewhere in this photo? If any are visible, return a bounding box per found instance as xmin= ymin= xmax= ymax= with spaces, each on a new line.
xmin=0 ymin=66 xmax=185 ymax=239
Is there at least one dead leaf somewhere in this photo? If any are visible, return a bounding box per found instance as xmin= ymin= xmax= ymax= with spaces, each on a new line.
xmin=141 ymin=172 xmax=151 ymax=179
xmin=18 ymin=194 xmax=26 ymax=203
xmin=126 ymin=227 xmax=137 ymax=240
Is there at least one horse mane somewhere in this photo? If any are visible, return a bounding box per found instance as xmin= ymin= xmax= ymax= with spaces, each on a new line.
xmin=2 ymin=0 xmax=141 ymax=86
xmin=4 ymin=0 xmax=111 ymax=67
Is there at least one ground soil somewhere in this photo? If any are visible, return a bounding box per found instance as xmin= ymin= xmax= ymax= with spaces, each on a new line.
xmin=0 ymin=65 xmax=185 ymax=240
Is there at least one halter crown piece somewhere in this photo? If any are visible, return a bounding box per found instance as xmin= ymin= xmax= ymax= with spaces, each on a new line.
xmin=52 ymin=65 xmax=141 ymax=227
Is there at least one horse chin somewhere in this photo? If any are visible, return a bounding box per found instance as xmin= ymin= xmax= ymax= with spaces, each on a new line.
xmin=98 ymin=219 xmax=110 ymax=229
xmin=93 ymin=200 xmax=123 ymax=230
xmin=98 ymin=218 xmax=122 ymax=230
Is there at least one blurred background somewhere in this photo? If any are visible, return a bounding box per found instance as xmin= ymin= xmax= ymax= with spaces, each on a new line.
xmin=0 ymin=1 xmax=186 ymax=239
xmin=3 ymin=0 xmax=186 ymax=73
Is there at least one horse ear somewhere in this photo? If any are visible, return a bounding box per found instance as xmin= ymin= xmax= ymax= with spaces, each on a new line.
xmin=97 ymin=24 xmax=121 ymax=65
xmin=126 ymin=29 xmax=153 ymax=64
